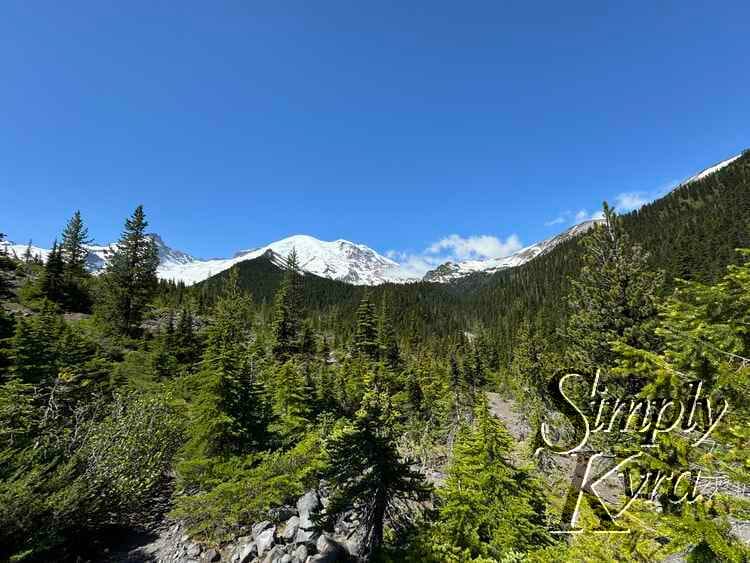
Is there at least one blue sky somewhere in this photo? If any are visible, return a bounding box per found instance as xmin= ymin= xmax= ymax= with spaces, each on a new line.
xmin=2 ymin=1 xmax=748 ymax=273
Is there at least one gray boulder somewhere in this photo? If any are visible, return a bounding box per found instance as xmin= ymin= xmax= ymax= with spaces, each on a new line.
xmin=252 ymin=520 xmax=274 ymax=539
xmin=291 ymin=544 xmax=308 ymax=563
xmin=294 ymin=491 xmax=320 ymax=544
xmin=256 ymin=526 xmax=276 ymax=558
xmin=236 ymin=539 xmax=256 ymax=563
xmin=261 ymin=544 xmax=285 ymax=563
xmin=313 ymin=534 xmax=350 ymax=561
xmin=279 ymin=515 xmax=300 ymax=542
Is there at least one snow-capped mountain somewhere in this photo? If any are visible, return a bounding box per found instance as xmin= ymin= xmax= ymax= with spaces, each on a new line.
xmin=2 ymin=234 xmax=417 ymax=286
xmin=1 ymin=235 xmax=197 ymax=277
xmin=423 ymin=220 xmax=602 ymax=282
xmin=158 ymin=235 xmax=417 ymax=286
xmin=678 ymin=154 xmax=742 ymax=187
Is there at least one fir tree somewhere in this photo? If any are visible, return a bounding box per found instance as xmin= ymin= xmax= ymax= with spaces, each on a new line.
xmin=0 ymin=377 xmax=37 ymax=449
xmin=22 ymin=241 xmax=33 ymax=264
xmin=12 ymin=302 xmax=61 ymax=385
xmin=420 ymin=400 xmax=553 ymax=561
xmin=317 ymin=386 xmax=431 ymax=559
xmin=97 ymin=205 xmax=159 ymax=336
xmin=269 ymin=360 xmax=312 ymax=445
xmin=353 ymin=294 xmax=379 ymax=361
xmin=60 ymin=210 xmax=92 ymax=278
xmin=187 ymin=267 xmax=268 ymax=455
xmin=378 ymin=295 xmax=400 ymax=370
xmin=39 ymin=241 xmax=65 ymax=304
xmin=566 ymin=202 xmax=663 ymax=376
xmin=174 ymin=308 xmax=201 ymax=367
xmin=271 ymin=250 xmax=303 ymax=360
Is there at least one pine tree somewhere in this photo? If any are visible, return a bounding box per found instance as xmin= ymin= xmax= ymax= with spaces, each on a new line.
xmin=420 ymin=400 xmax=553 ymax=561
xmin=12 ymin=302 xmax=61 ymax=385
xmin=353 ymin=294 xmax=379 ymax=361
xmin=174 ymin=308 xmax=201 ymax=367
xmin=60 ymin=210 xmax=92 ymax=278
xmin=317 ymin=386 xmax=431 ymax=559
xmin=271 ymin=250 xmax=304 ymax=361
xmin=566 ymin=202 xmax=663 ymax=376
xmin=188 ymin=267 xmax=268 ymax=455
xmin=269 ymin=360 xmax=312 ymax=444
xmin=39 ymin=241 xmax=65 ymax=304
xmin=97 ymin=205 xmax=159 ymax=336
xmin=378 ymin=295 xmax=400 ymax=370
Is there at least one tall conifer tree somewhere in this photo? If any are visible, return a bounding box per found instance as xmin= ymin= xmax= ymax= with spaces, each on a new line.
xmin=271 ymin=249 xmax=303 ymax=360
xmin=97 ymin=205 xmax=159 ymax=336
xmin=566 ymin=202 xmax=663 ymax=375
xmin=60 ymin=210 xmax=92 ymax=278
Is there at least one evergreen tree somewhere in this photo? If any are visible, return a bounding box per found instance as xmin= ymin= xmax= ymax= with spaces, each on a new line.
xmin=174 ymin=308 xmax=201 ymax=367
xmin=378 ymin=295 xmax=400 ymax=370
xmin=0 ymin=376 xmax=37 ymax=449
xmin=271 ymin=250 xmax=303 ymax=360
xmin=463 ymin=341 xmax=485 ymax=400
xmin=353 ymin=294 xmax=379 ymax=361
xmin=39 ymin=241 xmax=65 ymax=304
xmin=186 ymin=267 xmax=268 ymax=456
xmin=566 ymin=202 xmax=663 ymax=376
xmin=60 ymin=210 xmax=92 ymax=278
xmin=418 ymin=400 xmax=553 ymax=561
xmin=269 ymin=360 xmax=312 ymax=444
xmin=12 ymin=302 xmax=61 ymax=385
xmin=97 ymin=205 xmax=159 ymax=336
xmin=318 ymin=386 xmax=431 ymax=559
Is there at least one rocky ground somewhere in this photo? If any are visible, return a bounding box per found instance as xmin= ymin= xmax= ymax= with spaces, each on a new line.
xmin=107 ymin=489 xmax=360 ymax=563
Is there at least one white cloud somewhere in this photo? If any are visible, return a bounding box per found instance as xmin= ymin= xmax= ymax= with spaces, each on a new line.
xmin=546 ymin=208 xmax=604 ymax=227
xmin=614 ymin=192 xmax=649 ymax=212
xmin=427 ymin=234 xmax=523 ymax=260
xmin=544 ymin=216 xmax=565 ymax=226
xmin=388 ymin=233 xmax=524 ymax=277
xmin=546 ymin=175 xmax=684 ymax=228
xmin=574 ymin=209 xmax=603 ymax=222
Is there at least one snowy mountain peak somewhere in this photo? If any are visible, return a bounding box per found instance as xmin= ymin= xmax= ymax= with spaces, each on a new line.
xmin=200 ymin=234 xmax=410 ymax=286
xmin=151 ymin=234 xmax=196 ymax=266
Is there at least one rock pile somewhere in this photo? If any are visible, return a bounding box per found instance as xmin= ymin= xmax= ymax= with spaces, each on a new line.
xmin=144 ymin=489 xmax=361 ymax=563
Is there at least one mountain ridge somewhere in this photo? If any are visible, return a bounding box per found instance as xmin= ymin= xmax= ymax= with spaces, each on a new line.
xmin=3 ymin=150 xmax=744 ymax=287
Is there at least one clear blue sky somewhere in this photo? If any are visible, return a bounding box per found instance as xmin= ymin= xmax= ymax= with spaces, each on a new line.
xmin=2 ymin=1 xmax=748 ymax=268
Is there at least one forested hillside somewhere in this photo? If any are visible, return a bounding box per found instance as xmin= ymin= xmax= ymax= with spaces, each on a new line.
xmin=0 ymin=150 xmax=749 ymax=562
xmin=183 ymin=150 xmax=750 ymax=367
